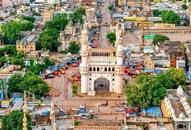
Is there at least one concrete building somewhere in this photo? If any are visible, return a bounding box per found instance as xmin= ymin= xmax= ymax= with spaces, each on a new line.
xmin=162 ymin=86 xmax=191 ymax=130
xmin=42 ymin=8 xmax=53 ymax=23
xmin=80 ymin=22 xmax=124 ymax=95
xmin=16 ymin=34 xmax=38 ymax=53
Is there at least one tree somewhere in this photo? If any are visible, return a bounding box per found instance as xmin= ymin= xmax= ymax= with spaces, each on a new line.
xmin=1 ymin=45 xmax=17 ymax=56
xmin=125 ymin=68 xmax=187 ymax=108
xmin=37 ymin=29 xmax=61 ymax=51
xmin=182 ymin=4 xmax=188 ymax=10
xmin=70 ymin=7 xmax=85 ymax=25
xmin=2 ymin=110 xmax=32 ymax=130
xmin=21 ymin=20 xmax=34 ymax=31
xmin=67 ymin=41 xmax=80 ymax=54
xmin=152 ymin=34 xmax=169 ymax=45
xmin=21 ymin=16 xmax=35 ymax=23
xmin=8 ymin=73 xmax=24 ymax=94
xmin=157 ymin=68 xmax=187 ymax=89
xmin=161 ymin=11 xmax=180 ymax=25
xmin=45 ymin=13 xmax=69 ymax=31
xmin=107 ymin=32 xmax=116 ymax=46
xmin=18 ymin=75 xmax=49 ymax=96
xmin=27 ymin=57 xmax=55 ymax=75
xmin=1 ymin=21 xmax=22 ymax=43
xmin=152 ymin=9 xmax=162 ymax=17
xmin=108 ymin=5 xmax=113 ymax=11
xmin=8 ymin=72 xmax=49 ymax=96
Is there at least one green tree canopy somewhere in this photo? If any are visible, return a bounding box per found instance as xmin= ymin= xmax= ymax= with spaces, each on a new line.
xmin=8 ymin=72 xmax=49 ymax=96
xmin=1 ymin=21 xmax=22 ymax=43
xmin=2 ymin=110 xmax=32 ymax=130
xmin=18 ymin=75 xmax=49 ymax=96
xmin=152 ymin=34 xmax=169 ymax=45
xmin=21 ymin=20 xmax=34 ymax=31
xmin=37 ymin=29 xmax=61 ymax=51
xmin=8 ymin=73 xmax=24 ymax=94
xmin=152 ymin=9 xmax=162 ymax=17
xmin=45 ymin=13 xmax=69 ymax=30
xmin=107 ymin=32 xmax=116 ymax=46
xmin=21 ymin=16 xmax=35 ymax=23
xmin=182 ymin=4 xmax=188 ymax=10
xmin=67 ymin=41 xmax=80 ymax=54
xmin=126 ymin=68 xmax=186 ymax=108
xmin=70 ymin=7 xmax=85 ymax=25
xmin=161 ymin=11 xmax=180 ymax=25
xmin=28 ymin=57 xmax=55 ymax=75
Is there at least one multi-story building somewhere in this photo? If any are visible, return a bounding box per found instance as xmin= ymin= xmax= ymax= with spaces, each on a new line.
xmin=80 ymin=22 xmax=124 ymax=95
xmin=42 ymin=8 xmax=53 ymax=23
xmin=162 ymin=86 xmax=191 ymax=130
xmin=118 ymin=0 xmax=126 ymax=6
xmin=16 ymin=34 xmax=38 ymax=53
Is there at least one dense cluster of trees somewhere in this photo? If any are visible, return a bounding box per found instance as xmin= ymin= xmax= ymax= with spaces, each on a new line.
xmin=2 ymin=110 xmax=32 ymax=130
xmin=67 ymin=41 xmax=81 ymax=54
xmin=45 ymin=13 xmax=69 ymax=30
xmin=0 ymin=16 xmax=35 ymax=44
xmin=152 ymin=34 xmax=169 ymax=45
xmin=0 ymin=45 xmax=24 ymax=67
xmin=37 ymin=7 xmax=85 ymax=52
xmin=152 ymin=10 xmax=180 ymax=25
xmin=126 ymin=68 xmax=187 ymax=108
xmin=107 ymin=32 xmax=116 ymax=46
xmin=161 ymin=11 xmax=180 ymax=25
xmin=70 ymin=7 xmax=85 ymax=25
xmin=27 ymin=57 xmax=55 ymax=75
xmin=36 ymin=29 xmax=61 ymax=51
xmin=8 ymin=72 xmax=49 ymax=96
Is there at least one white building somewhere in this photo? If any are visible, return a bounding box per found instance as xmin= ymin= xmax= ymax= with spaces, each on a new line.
xmin=80 ymin=22 xmax=124 ymax=96
xmin=163 ymin=86 xmax=191 ymax=130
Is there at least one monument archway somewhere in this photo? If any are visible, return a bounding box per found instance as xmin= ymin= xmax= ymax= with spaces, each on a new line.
xmin=94 ymin=77 xmax=110 ymax=92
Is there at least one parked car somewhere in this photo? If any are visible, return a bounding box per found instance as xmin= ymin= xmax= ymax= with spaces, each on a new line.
xmin=45 ymin=74 xmax=55 ymax=79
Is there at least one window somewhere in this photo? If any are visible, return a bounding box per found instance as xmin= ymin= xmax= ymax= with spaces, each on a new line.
xmin=105 ymin=67 xmax=107 ymax=71
xmin=89 ymin=78 xmax=91 ymax=80
xmin=108 ymin=67 xmax=111 ymax=71
xmin=112 ymin=68 xmax=115 ymax=71
xmin=93 ymin=67 xmax=96 ymax=71
xmin=97 ymin=67 xmax=99 ymax=71
xmin=89 ymin=67 xmax=92 ymax=71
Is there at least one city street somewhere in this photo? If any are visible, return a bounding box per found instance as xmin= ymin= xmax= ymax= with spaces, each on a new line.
xmin=99 ymin=0 xmax=113 ymax=48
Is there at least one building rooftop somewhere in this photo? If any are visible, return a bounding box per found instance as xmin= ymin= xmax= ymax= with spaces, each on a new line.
xmin=165 ymin=87 xmax=191 ymax=120
xmin=19 ymin=34 xmax=38 ymax=45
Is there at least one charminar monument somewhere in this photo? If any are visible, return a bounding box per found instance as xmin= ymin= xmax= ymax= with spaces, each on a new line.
xmin=80 ymin=21 xmax=124 ymax=96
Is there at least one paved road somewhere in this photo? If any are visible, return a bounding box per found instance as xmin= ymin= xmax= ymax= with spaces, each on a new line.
xmin=99 ymin=0 xmax=113 ymax=48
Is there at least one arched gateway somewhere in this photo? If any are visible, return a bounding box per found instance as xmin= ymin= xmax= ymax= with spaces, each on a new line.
xmin=80 ymin=22 xmax=124 ymax=96
xmin=94 ymin=77 xmax=110 ymax=91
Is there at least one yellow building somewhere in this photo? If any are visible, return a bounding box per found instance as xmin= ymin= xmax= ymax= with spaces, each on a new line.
xmin=144 ymin=59 xmax=155 ymax=69
xmin=42 ymin=8 xmax=54 ymax=23
xmin=118 ymin=0 xmax=126 ymax=6
xmin=16 ymin=34 xmax=38 ymax=54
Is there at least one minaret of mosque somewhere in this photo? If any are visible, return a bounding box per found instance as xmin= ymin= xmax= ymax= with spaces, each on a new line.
xmin=114 ymin=30 xmax=124 ymax=94
xmin=80 ymin=21 xmax=89 ymax=94
xmin=23 ymin=101 xmax=27 ymax=130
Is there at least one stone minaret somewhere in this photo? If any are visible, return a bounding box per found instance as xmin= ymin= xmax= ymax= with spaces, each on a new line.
xmin=80 ymin=22 xmax=89 ymax=94
xmin=50 ymin=102 xmax=57 ymax=130
xmin=23 ymin=101 xmax=27 ymax=130
xmin=115 ymin=31 xmax=124 ymax=94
